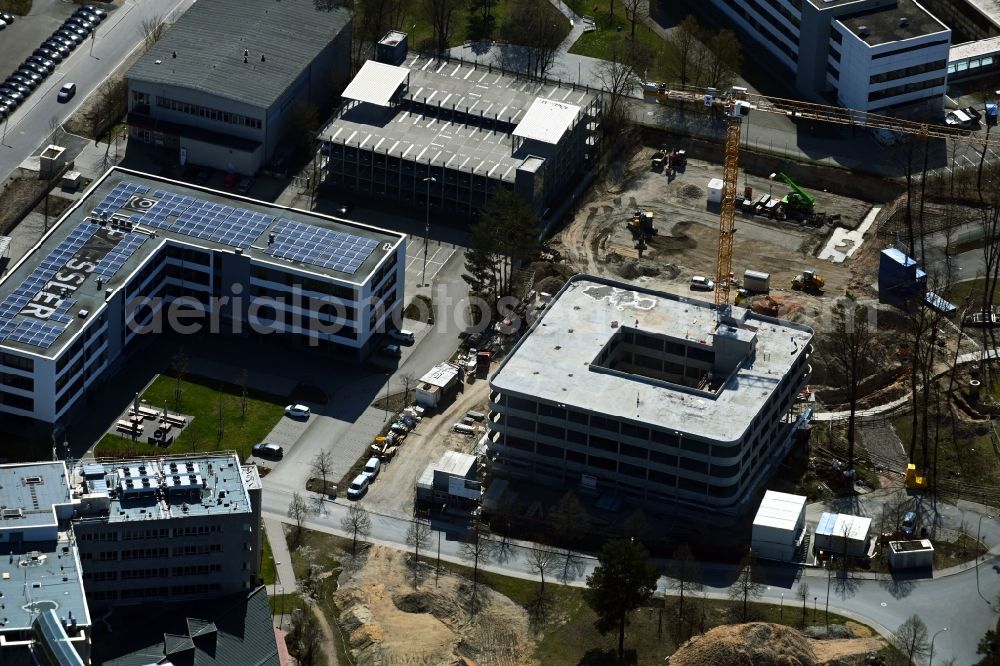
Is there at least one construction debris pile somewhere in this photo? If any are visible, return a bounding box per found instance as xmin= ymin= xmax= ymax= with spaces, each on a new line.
xmin=669 ymin=623 xmax=818 ymax=666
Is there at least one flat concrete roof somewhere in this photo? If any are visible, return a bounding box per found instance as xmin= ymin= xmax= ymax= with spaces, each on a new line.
xmin=320 ymin=55 xmax=597 ymax=183
xmin=0 ymin=461 xmax=70 ymax=529
xmin=343 ymin=61 xmax=410 ymax=107
xmin=435 ymin=451 xmax=476 ymax=477
xmin=837 ymin=0 xmax=949 ymax=46
xmin=513 ymin=98 xmax=582 ymax=144
xmin=490 ymin=276 xmax=813 ymax=443
xmin=420 ymin=362 xmax=459 ymax=388
xmin=950 ymin=35 xmax=1000 ymax=60
xmin=0 ymin=538 xmax=89 ymax=633
xmin=817 ymin=512 xmax=872 ymax=541
xmin=0 ymin=168 xmax=405 ymax=359
xmin=74 ymin=453 xmax=252 ymax=523
xmin=752 ymin=490 xmax=807 ymax=532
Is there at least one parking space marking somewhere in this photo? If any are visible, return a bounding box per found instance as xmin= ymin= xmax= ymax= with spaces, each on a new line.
xmin=404 ymin=237 xmax=455 ymax=284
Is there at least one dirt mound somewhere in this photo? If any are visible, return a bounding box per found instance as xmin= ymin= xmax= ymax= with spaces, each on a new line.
xmin=648 ymin=221 xmax=698 ymax=253
xmin=670 ymin=622 xmax=818 ymax=666
xmin=610 ymin=255 xmax=677 ymax=280
xmin=336 ymin=546 xmax=534 ymax=666
xmin=679 ymin=184 xmax=705 ymax=200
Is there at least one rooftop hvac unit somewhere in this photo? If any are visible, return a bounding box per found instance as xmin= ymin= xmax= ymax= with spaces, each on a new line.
xmin=858 ymin=25 xmax=870 ymax=37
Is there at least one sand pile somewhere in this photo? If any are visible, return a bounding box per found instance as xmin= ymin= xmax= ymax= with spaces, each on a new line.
xmin=679 ymin=184 xmax=705 ymax=200
xmin=670 ymin=622 xmax=818 ymax=666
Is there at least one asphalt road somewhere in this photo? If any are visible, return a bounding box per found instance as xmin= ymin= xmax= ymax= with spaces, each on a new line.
xmin=261 ymin=480 xmax=998 ymax=665
xmin=0 ymin=0 xmax=192 ymax=183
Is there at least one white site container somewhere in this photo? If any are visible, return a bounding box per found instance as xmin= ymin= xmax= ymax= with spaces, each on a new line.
xmin=707 ymin=178 xmax=724 ymax=204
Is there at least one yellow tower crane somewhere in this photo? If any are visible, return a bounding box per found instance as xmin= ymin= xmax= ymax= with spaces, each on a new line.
xmin=648 ymin=84 xmax=1000 ymax=306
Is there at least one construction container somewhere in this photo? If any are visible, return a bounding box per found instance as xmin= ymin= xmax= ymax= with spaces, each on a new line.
xmin=987 ymin=102 xmax=998 ymax=126
xmin=743 ymin=270 xmax=771 ymax=293
xmin=707 ymin=178 xmax=724 ymax=204
xmin=888 ymin=540 xmax=934 ymax=570
xmin=751 ymin=490 xmax=806 ymax=562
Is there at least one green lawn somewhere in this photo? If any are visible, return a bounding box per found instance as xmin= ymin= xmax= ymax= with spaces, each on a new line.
xmin=943 ymin=278 xmax=1000 ymax=309
xmin=400 ymin=0 xmax=569 ymax=52
xmin=569 ymin=7 xmax=674 ymax=81
xmin=93 ymin=375 xmax=285 ymax=461
xmin=269 ymin=592 xmax=308 ymax=617
xmin=892 ymin=413 xmax=1000 ymax=488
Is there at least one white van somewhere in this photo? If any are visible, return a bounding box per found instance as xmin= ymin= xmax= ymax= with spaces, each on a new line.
xmin=363 ymin=457 xmax=381 ymax=480
xmin=390 ymin=329 xmax=415 ymax=344
xmin=346 ymin=473 xmax=370 ymax=500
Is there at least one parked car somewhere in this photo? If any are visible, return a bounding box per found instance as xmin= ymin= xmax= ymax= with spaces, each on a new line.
xmin=42 ymin=41 xmax=71 ymax=57
xmin=83 ymin=5 xmax=108 ymax=19
xmin=901 ymin=511 xmax=917 ymax=537
xmin=0 ymin=86 xmax=25 ymax=103
xmin=222 ymin=172 xmax=239 ymax=188
xmin=49 ymin=33 xmax=78 ymax=48
xmin=65 ymin=16 xmax=95 ymax=31
xmin=16 ymin=68 xmax=43 ymax=85
xmin=27 ymin=55 xmax=55 ymax=70
xmin=57 ymin=82 xmax=76 ymax=103
xmin=251 ymin=442 xmax=284 ymax=459
xmin=284 ymin=403 xmax=310 ymax=419
xmin=236 ymin=177 xmax=253 ymax=194
xmin=381 ymin=344 xmax=402 ymax=357
xmin=60 ymin=24 xmax=89 ymax=39
xmin=34 ymin=47 xmax=64 ymax=63
xmin=6 ymin=76 xmax=35 ymax=92
xmin=363 ymin=457 xmax=381 ymax=480
xmin=690 ymin=275 xmax=715 ymax=291
xmin=0 ymin=19 xmax=7 ymax=30
xmin=389 ymin=329 xmax=414 ymax=344
xmin=346 ymin=473 xmax=370 ymax=499
xmin=21 ymin=61 xmax=52 ymax=77
xmin=74 ymin=9 xmax=102 ymax=23
xmin=0 ymin=11 xmax=14 ymax=23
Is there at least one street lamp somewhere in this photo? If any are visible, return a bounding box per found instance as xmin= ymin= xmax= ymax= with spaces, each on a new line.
xmin=421 ymin=176 xmax=436 ymax=287
xmin=977 ymin=513 xmax=994 ymax=606
xmin=780 ymin=592 xmax=784 ymax=622
xmin=821 ymin=550 xmax=832 ymax=630
xmin=929 ymin=627 xmax=948 ymax=665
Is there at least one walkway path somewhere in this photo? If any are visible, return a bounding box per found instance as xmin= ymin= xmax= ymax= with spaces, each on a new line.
xmin=265 ymin=517 xmax=298 ymax=591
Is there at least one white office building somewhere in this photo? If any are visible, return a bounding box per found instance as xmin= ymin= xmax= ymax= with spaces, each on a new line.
xmin=0 ymin=167 xmax=405 ymax=429
xmin=706 ymin=0 xmax=950 ymax=113
xmin=486 ymin=276 xmax=813 ymax=521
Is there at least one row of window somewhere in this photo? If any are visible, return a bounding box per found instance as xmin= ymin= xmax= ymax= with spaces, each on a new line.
xmin=93 ymin=583 xmax=223 ymax=601
xmin=87 ymin=564 xmax=224 ymax=582
xmin=870 ymin=60 xmax=947 ymax=85
xmin=155 ymin=95 xmax=262 ymax=129
xmin=250 ymin=266 xmax=357 ymax=301
xmin=948 ymin=55 xmax=996 ymax=75
xmin=1 ymin=353 xmax=32 ymax=373
xmin=868 ymin=76 xmax=945 ymax=102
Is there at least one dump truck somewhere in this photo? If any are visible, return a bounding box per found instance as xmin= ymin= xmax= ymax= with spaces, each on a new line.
xmin=791 ymin=269 xmax=825 ymax=293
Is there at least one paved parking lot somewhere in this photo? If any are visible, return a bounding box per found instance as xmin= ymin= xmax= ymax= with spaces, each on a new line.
xmin=0 ymin=0 xmax=100 ymax=82
xmin=405 ymin=236 xmax=454 ymax=286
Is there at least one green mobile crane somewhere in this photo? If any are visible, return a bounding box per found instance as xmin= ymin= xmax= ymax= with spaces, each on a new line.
xmin=775 ymin=172 xmax=814 ymax=217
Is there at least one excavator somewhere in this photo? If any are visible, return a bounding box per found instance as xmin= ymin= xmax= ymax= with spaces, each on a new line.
xmin=791 ymin=269 xmax=825 ymax=293
xmin=775 ymin=172 xmax=815 ymax=218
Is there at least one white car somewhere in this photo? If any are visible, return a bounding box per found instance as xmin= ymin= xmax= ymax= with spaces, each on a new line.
xmin=346 ymin=473 xmax=370 ymax=499
xmin=690 ymin=275 xmax=715 ymax=291
xmin=284 ymin=404 xmax=310 ymax=419
xmin=389 ymin=329 xmax=414 ymax=344
xmin=363 ymin=456 xmax=381 ymax=480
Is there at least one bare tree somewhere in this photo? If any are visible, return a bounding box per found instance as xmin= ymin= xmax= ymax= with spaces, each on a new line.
xmin=550 ymin=491 xmax=590 ymax=580
xmin=526 ymin=544 xmax=560 ymax=598
xmin=596 ymin=42 xmax=639 ymax=140
xmin=405 ymin=519 xmax=433 ymax=587
xmin=288 ymin=492 xmax=309 ymax=544
xmin=797 ymin=581 xmax=810 ymax=626
xmin=139 ymin=14 xmax=166 ymax=51
xmin=665 ymin=15 xmax=705 ymax=89
xmin=310 ymin=450 xmax=335 ymax=497
xmin=666 ymin=543 xmax=703 ymax=638
xmin=728 ymin=552 xmax=763 ymax=621
xmin=424 ymin=0 xmax=462 ymax=54
xmin=351 ymin=0 xmax=408 ymax=69
xmin=828 ymin=296 xmax=877 ymax=477
xmin=460 ymin=521 xmax=496 ymax=613
xmin=623 ymin=508 xmax=648 ymax=542
xmin=397 ymin=372 xmax=416 ymax=403
xmin=171 ymin=349 xmax=188 ymax=411
xmin=703 ymin=30 xmax=742 ymax=90
xmin=892 ymin=614 xmax=930 ymax=665
xmin=622 ymin=0 xmax=645 ymax=40
xmin=341 ymin=503 xmax=372 ymax=556
xmin=237 ymin=368 xmax=249 ymax=419
xmin=89 ymin=77 xmax=128 ymax=144
xmin=499 ymin=0 xmax=564 ymax=79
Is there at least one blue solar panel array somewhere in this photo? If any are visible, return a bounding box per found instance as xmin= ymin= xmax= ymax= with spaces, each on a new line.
xmin=6 ymin=318 xmax=65 ymax=348
xmin=92 ymin=181 xmax=149 ymax=219
xmin=266 ymin=219 xmax=378 ymax=275
xmin=93 ymin=233 xmax=147 ymax=281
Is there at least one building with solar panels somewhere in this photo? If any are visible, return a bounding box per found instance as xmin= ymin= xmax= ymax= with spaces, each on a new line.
xmin=0 ymin=167 xmax=405 ymax=428
xmin=318 ymin=50 xmax=600 ymax=216
xmin=126 ymin=0 xmax=352 ymax=175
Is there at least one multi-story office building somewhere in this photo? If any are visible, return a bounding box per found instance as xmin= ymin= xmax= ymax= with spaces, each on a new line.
xmin=126 ymin=0 xmax=352 ymax=175
xmin=486 ymin=275 xmax=813 ymax=521
xmin=0 ymin=461 xmax=90 ymax=664
xmin=0 ymin=167 xmax=405 ymax=429
xmin=319 ymin=48 xmax=600 ymax=216
xmin=706 ymin=0 xmax=950 ymax=112
xmin=70 ymin=453 xmax=262 ymax=611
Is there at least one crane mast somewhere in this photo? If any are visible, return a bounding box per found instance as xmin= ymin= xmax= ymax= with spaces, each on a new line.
xmin=716 ymin=92 xmax=749 ymax=306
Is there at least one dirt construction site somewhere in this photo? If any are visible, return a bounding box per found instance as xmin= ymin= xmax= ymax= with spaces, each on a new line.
xmin=552 ymin=146 xmax=878 ymax=304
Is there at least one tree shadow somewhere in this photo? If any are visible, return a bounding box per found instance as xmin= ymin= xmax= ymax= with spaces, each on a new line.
xmin=577 ymin=648 xmax=637 ymax=665
xmin=833 ymin=570 xmax=861 ymax=600
xmin=558 ymin=551 xmax=587 ymax=584
xmin=879 ymin=573 xmax=916 ymax=599
xmin=526 ymin=587 xmax=557 ymax=630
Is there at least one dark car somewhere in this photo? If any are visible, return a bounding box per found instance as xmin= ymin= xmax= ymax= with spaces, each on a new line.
xmin=16 ymin=68 xmax=43 ymax=85
xmin=251 ymin=443 xmax=284 ymax=459
xmin=60 ymin=24 xmax=89 ymax=39
xmin=27 ymin=55 xmax=55 ymax=70
xmin=75 ymin=8 xmax=102 ymax=22
xmin=57 ymin=82 xmax=76 ymax=103
xmin=6 ymin=76 xmax=35 ymax=92
xmin=49 ymin=34 xmax=77 ymax=49
xmin=43 ymin=40 xmax=71 ymax=57
xmin=20 ymin=62 xmax=50 ymax=78
xmin=0 ymin=99 xmax=13 ymax=117
xmin=34 ymin=47 xmax=64 ymax=63
xmin=0 ymin=86 xmax=24 ymax=103
xmin=65 ymin=16 xmax=95 ymax=31
xmin=83 ymin=5 xmax=108 ymax=19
